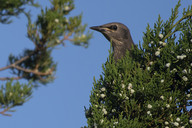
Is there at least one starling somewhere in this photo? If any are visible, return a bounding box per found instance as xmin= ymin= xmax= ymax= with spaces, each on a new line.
xmin=90 ymin=22 xmax=134 ymax=62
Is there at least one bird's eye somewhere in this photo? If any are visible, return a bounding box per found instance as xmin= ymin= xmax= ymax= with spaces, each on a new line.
xmin=109 ymin=25 xmax=117 ymax=30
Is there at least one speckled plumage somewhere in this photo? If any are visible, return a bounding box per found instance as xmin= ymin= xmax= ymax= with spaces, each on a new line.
xmin=90 ymin=22 xmax=134 ymax=61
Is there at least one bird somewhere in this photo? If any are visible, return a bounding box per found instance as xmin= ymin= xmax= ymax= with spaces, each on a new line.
xmin=90 ymin=22 xmax=135 ymax=62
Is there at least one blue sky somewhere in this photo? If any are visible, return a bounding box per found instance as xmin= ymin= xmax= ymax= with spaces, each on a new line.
xmin=0 ymin=0 xmax=191 ymax=128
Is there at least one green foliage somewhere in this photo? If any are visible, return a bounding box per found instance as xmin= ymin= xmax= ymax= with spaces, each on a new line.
xmin=8 ymin=0 xmax=92 ymax=84
xmin=85 ymin=1 xmax=192 ymax=127
xmin=8 ymin=49 xmax=56 ymax=85
xmin=0 ymin=0 xmax=39 ymax=24
xmin=0 ymin=81 xmax=32 ymax=116
xmin=0 ymin=0 xmax=92 ymax=115
xmin=28 ymin=0 xmax=92 ymax=49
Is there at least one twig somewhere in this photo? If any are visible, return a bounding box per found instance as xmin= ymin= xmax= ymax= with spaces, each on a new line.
xmin=163 ymin=12 xmax=192 ymax=41
xmin=189 ymin=108 xmax=192 ymax=117
xmin=0 ymin=76 xmax=22 ymax=81
xmin=0 ymin=107 xmax=11 ymax=116
xmin=63 ymin=36 xmax=73 ymax=41
xmin=62 ymin=33 xmax=73 ymax=42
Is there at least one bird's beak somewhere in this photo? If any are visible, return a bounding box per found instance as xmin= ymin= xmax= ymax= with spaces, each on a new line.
xmin=90 ymin=26 xmax=107 ymax=32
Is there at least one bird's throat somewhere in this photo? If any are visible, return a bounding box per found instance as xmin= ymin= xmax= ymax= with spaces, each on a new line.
xmin=113 ymin=43 xmax=127 ymax=62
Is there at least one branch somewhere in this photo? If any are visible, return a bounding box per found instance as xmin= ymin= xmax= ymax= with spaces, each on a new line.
xmin=38 ymin=75 xmax=55 ymax=82
xmin=0 ymin=49 xmax=54 ymax=82
xmin=0 ymin=76 xmax=22 ymax=81
xmin=63 ymin=35 xmax=73 ymax=42
xmin=60 ymin=33 xmax=73 ymax=43
xmin=13 ymin=65 xmax=54 ymax=76
xmin=0 ymin=51 xmax=35 ymax=71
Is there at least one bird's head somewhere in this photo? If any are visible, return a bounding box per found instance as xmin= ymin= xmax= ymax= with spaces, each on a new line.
xmin=90 ymin=22 xmax=134 ymax=61
xmin=90 ymin=22 xmax=132 ymax=47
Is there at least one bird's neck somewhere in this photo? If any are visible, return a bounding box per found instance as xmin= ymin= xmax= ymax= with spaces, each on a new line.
xmin=112 ymin=41 xmax=126 ymax=61
xmin=113 ymin=43 xmax=126 ymax=61
xmin=112 ymin=39 xmax=134 ymax=61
